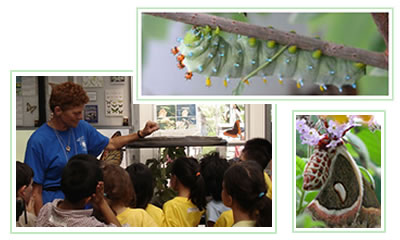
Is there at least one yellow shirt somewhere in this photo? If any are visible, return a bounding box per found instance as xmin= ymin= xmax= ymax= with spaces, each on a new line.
xmin=163 ymin=196 xmax=205 ymax=227
xmin=214 ymin=209 xmax=234 ymax=227
xmin=232 ymin=220 xmax=256 ymax=227
xmin=264 ymin=172 xmax=272 ymax=199
xmin=145 ymin=203 xmax=165 ymax=227
xmin=117 ymin=208 xmax=158 ymax=227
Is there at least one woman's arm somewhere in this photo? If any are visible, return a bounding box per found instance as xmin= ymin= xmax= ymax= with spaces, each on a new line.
xmin=105 ymin=121 xmax=159 ymax=151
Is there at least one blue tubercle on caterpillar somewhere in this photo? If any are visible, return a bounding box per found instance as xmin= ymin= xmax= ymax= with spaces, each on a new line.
xmin=171 ymin=26 xmax=366 ymax=92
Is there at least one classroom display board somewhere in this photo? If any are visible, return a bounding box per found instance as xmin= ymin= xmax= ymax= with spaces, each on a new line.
xmin=16 ymin=76 xmax=132 ymax=128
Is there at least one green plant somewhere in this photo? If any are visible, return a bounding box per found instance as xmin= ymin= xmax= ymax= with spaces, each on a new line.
xmin=145 ymin=146 xmax=186 ymax=207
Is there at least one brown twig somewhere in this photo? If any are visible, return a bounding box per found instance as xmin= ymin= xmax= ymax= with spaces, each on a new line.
xmin=371 ymin=13 xmax=389 ymax=47
xmin=145 ymin=12 xmax=388 ymax=70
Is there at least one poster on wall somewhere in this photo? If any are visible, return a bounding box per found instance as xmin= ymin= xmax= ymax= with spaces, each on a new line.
xmin=105 ymin=89 xmax=124 ymax=116
xmin=110 ymin=76 xmax=126 ymax=85
xmin=23 ymin=96 xmax=39 ymax=127
xmin=82 ymin=76 xmax=104 ymax=88
xmin=84 ymin=105 xmax=98 ymax=123
xmin=156 ymin=105 xmax=176 ymax=130
xmin=176 ymin=104 xmax=196 ymax=129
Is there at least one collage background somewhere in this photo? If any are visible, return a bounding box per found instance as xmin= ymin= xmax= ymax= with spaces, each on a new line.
xmin=1 ymin=0 xmax=398 ymax=239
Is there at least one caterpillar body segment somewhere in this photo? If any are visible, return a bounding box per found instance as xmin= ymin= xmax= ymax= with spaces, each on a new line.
xmin=172 ymin=26 xmax=366 ymax=92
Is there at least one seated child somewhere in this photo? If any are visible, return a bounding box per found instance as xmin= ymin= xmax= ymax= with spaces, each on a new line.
xmin=199 ymin=152 xmax=231 ymax=227
xmin=163 ymin=157 xmax=206 ymax=227
xmin=103 ymin=164 xmax=157 ymax=227
xmin=125 ymin=162 xmax=165 ymax=226
xmin=16 ymin=161 xmax=36 ymax=227
xmin=35 ymin=154 xmax=121 ymax=227
xmin=222 ymin=160 xmax=272 ymax=227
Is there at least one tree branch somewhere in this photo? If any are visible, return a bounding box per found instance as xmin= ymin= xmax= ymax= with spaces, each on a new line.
xmin=371 ymin=13 xmax=389 ymax=47
xmin=145 ymin=12 xmax=388 ymax=70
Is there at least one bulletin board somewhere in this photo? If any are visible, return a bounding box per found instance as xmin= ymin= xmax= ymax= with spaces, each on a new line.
xmin=16 ymin=76 xmax=132 ymax=128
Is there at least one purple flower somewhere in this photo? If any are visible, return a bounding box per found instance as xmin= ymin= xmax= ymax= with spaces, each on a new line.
xmin=296 ymin=119 xmax=308 ymax=132
xmin=303 ymin=128 xmax=321 ymax=146
xmin=327 ymin=120 xmax=346 ymax=139
xmin=368 ymin=119 xmax=381 ymax=132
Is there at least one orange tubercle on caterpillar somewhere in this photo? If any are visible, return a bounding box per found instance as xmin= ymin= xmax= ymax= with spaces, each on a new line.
xmin=176 ymin=54 xmax=185 ymax=62
xmin=171 ymin=46 xmax=179 ymax=55
xmin=177 ymin=61 xmax=185 ymax=69
xmin=185 ymin=71 xmax=193 ymax=80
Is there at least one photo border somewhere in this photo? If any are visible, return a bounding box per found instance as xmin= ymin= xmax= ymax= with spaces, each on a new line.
xmin=137 ymin=7 xmax=393 ymax=101
xmin=291 ymin=110 xmax=386 ymax=233
xmin=10 ymin=70 xmax=277 ymax=234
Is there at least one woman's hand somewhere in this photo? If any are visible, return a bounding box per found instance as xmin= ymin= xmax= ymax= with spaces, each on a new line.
xmin=140 ymin=121 xmax=160 ymax=137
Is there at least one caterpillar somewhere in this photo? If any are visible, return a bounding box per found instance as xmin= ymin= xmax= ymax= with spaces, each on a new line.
xmin=171 ymin=26 xmax=366 ymax=93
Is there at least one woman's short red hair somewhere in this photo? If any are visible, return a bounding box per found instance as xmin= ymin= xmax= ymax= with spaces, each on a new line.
xmin=49 ymin=82 xmax=89 ymax=112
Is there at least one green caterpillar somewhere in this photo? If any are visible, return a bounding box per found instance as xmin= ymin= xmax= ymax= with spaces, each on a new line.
xmin=171 ymin=26 xmax=366 ymax=93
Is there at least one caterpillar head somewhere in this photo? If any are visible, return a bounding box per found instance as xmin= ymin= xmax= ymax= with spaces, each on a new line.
xmin=183 ymin=26 xmax=212 ymax=45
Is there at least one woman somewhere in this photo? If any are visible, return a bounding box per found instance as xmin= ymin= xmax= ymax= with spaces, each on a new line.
xmin=24 ymin=81 xmax=159 ymax=215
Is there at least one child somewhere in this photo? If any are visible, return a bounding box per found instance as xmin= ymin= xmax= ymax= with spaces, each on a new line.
xmin=16 ymin=161 xmax=36 ymax=227
xmin=125 ymin=162 xmax=165 ymax=227
xmin=240 ymin=138 xmax=273 ymax=199
xmin=163 ymin=157 xmax=206 ymax=227
xmin=103 ymin=164 xmax=157 ymax=227
xmin=35 ymin=154 xmax=121 ymax=227
xmin=222 ymin=160 xmax=272 ymax=227
xmin=199 ymin=152 xmax=231 ymax=227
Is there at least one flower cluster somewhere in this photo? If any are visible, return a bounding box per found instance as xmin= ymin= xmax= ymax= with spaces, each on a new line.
xmin=296 ymin=116 xmax=359 ymax=149
xmin=296 ymin=118 xmax=322 ymax=146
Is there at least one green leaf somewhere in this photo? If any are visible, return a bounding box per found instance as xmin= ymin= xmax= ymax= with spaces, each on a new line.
xmin=355 ymin=127 xmax=381 ymax=166
xmin=296 ymin=175 xmax=304 ymax=190
xmin=304 ymin=191 xmax=319 ymax=203
xmin=296 ymin=213 xmax=326 ymax=228
xmin=296 ymin=156 xmax=306 ymax=176
xmin=359 ymin=165 xmax=376 ymax=189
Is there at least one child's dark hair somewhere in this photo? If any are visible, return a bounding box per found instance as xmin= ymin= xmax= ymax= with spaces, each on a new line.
xmin=200 ymin=152 xmax=230 ymax=201
xmin=242 ymin=138 xmax=272 ymax=169
xmin=171 ymin=157 xmax=206 ymax=211
xmin=103 ymin=164 xmax=135 ymax=208
xmin=223 ymin=160 xmax=272 ymax=227
xmin=16 ymin=161 xmax=34 ymax=191
xmin=61 ymin=154 xmax=103 ymax=203
xmin=125 ymin=163 xmax=153 ymax=209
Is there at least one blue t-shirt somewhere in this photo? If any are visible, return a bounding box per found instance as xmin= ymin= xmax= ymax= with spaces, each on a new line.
xmin=24 ymin=120 xmax=109 ymax=204
xmin=206 ymin=200 xmax=231 ymax=223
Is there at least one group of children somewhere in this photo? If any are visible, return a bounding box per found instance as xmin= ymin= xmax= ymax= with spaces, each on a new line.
xmin=16 ymin=138 xmax=272 ymax=227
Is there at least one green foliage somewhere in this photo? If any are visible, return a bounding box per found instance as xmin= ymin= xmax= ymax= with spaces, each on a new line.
xmin=141 ymin=14 xmax=171 ymax=65
xmin=297 ymin=213 xmax=326 ymax=228
xmin=145 ymin=146 xmax=186 ymax=207
xmin=353 ymin=127 xmax=381 ymax=166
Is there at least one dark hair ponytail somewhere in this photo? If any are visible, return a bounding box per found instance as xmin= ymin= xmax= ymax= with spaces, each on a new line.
xmin=171 ymin=157 xmax=207 ymax=211
xmin=224 ymin=160 xmax=272 ymax=227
